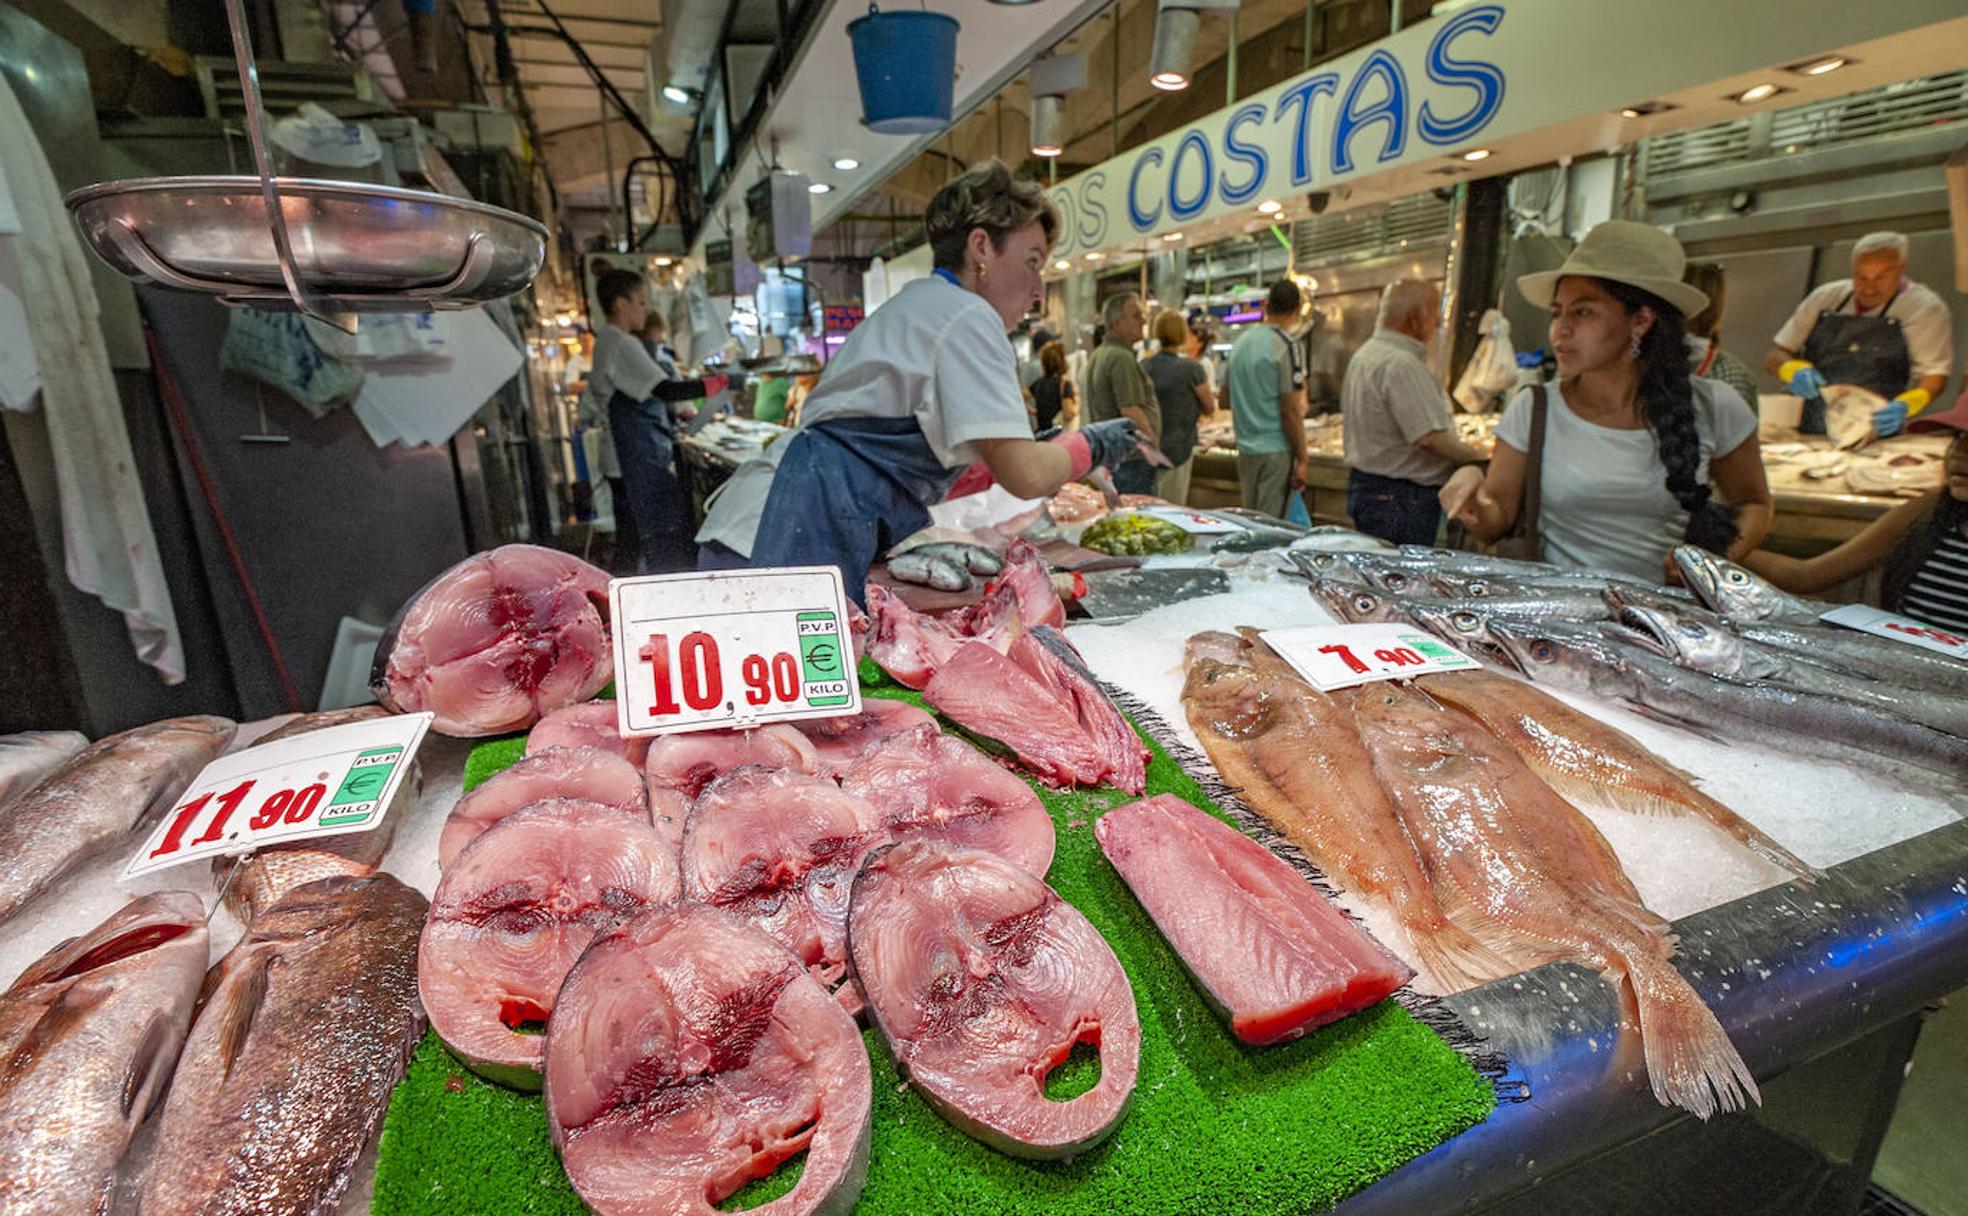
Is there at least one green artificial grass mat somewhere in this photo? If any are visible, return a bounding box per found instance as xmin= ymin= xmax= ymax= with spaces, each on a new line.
xmin=375 ymin=679 xmax=1497 ymax=1215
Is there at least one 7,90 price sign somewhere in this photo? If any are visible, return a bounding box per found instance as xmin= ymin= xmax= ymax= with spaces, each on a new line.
xmin=126 ymin=711 xmax=432 ymax=879
xmin=611 ymin=567 xmax=861 ymax=736
xmin=1260 ymin=623 xmax=1478 ymax=691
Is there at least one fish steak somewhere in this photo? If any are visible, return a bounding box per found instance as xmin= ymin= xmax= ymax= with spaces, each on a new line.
xmin=0 ymin=716 xmax=235 ymax=926
xmin=848 ymin=841 xmax=1139 ymax=1159
xmin=137 ymin=874 xmax=427 ymax=1215
xmin=439 ymin=745 xmax=649 ymax=866
xmin=528 ymin=699 xmax=651 ymax=767
xmin=545 ymin=901 xmax=871 ymax=1216
xmin=422 ymin=800 xmax=681 ymax=1088
xmin=372 ymin=544 xmax=614 ymax=737
xmin=789 ymin=699 xmax=937 ymax=777
xmin=0 ymin=892 xmax=207 ymax=1215
xmin=840 ymin=724 xmax=1056 ymax=879
xmin=1095 ymin=795 xmax=1412 ymax=1045
xmin=643 ymin=725 xmax=820 ymax=848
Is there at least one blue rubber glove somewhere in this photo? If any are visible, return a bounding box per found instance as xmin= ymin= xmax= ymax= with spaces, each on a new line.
xmin=1785 ymin=364 xmax=1827 ymax=399
xmin=1872 ymin=399 xmax=1908 ymax=437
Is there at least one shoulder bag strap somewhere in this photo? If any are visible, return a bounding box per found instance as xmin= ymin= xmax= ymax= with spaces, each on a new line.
xmin=1518 ymin=383 xmax=1548 ymax=543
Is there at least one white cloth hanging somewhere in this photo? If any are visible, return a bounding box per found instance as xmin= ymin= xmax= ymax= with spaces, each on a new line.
xmin=0 ymin=76 xmax=184 ymax=683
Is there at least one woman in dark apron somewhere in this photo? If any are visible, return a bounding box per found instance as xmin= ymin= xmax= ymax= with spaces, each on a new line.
xmin=694 ymin=160 xmax=1140 ymax=603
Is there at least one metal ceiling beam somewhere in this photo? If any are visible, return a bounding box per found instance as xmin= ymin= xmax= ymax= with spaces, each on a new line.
xmin=460 ymin=3 xmax=662 ymax=31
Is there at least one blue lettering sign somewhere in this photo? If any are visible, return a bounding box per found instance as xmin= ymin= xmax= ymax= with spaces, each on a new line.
xmin=1217 ymin=103 xmax=1269 ymax=206
xmin=1127 ymin=147 xmax=1165 ymax=231
xmin=1048 ymin=186 xmax=1077 ymax=256
xmin=1077 ymin=171 xmax=1109 ymax=249
xmin=1167 ymin=132 xmax=1213 ymax=221
xmin=1272 ymin=72 xmax=1339 ymax=187
xmin=1418 ymin=5 xmax=1507 ymax=145
xmin=1331 ymin=50 xmax=1408 ymax=175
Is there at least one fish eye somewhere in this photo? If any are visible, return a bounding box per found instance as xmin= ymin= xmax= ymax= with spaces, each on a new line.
xmin=1531 ymin=641 xmax=1554 ymax=661
xmin=1452 ymin=611 xmax=1479 ymax=631
xmin=1677 ymin=623 xmax=1706 ymax=638
xmin=1725 ymin=569 xmax=1749 ymax=584
xmin=1353 ymin=594 xmax=1375 ymax=611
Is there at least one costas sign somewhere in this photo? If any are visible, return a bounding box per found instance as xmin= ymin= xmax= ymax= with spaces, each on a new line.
xmin=1048 ymin=5 xmax=1505 ymax=257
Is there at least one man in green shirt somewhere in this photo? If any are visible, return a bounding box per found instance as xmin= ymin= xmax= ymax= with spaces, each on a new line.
xmin=1224 ymin=279 xmax=1309 ymax=517
xmin=1082 ymin=293 xmax=1160 ymax=494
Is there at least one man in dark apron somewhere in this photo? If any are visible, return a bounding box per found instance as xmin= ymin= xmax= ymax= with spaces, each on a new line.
xmin=1767 ymin=232 xmax=1953 ymax=436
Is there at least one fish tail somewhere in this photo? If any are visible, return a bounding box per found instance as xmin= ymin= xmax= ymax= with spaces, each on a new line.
xmin=1405 ymin=915 xmax=1521 ymax=993
xmin=1625 ymin=949 xmax=1759 ymax=1120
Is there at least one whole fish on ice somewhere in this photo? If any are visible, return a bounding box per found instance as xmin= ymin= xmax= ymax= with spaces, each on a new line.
xmin=0 ymin=730 xmax=87 ymax=808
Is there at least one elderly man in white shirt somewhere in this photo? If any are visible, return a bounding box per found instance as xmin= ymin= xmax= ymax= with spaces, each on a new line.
xmin=1340 ymin=280 xmax=1487 ymax=544
xmin=1766 ymin=230 xmax=1954 ymax=437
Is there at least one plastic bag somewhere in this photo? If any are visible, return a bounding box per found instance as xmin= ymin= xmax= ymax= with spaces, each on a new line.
xmin=220 ymin=308 xmax=364 ymax=415
xmin=1453 ymin=308 xmax=1516 ymax=414
xmin=1285 ymin=489 xmax=1312 ymax=527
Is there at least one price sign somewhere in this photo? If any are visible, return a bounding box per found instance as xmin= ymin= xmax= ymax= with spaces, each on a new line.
xmin=611 ymin=566 xmax=861 ymax=736
xmin=126 ymin=712 xmax=432 ymax=879
xmin=1261 ymin=623 xmax=1479 ymax=691
xmin=1820 ymin=603 xmax=1968 ymax=659
xmin=1134 ymin=506 xmax=1242 ymax=535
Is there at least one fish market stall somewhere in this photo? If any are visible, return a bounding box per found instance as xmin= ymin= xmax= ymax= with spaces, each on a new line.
xmin=677 ymin=414 xmax=787 ymax=508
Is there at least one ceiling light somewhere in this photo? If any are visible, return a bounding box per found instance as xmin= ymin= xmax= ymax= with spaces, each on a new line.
xmin=1791 ymin=55 xmax=1849 ymax=76
xmin=1031 ymin=93 xmax=1065 ymax=157
xmin=1085 ymin=251 xmax=1104 ymax=261
xmin=808 ymin=182 xmax=832 ymax=194
xmin=1733 ymin=82 xmax=1782 ymax=104
xmin=1620 ymin=107 xmax=1642 ymax=119
xmin=1256 ymin=199 xmax=1282 ymax=215
xmin=1617 ymin=100 xmax=1678 ymax=119
xmin=1149 ymin=5 xmax=1199 ymax=92
xmin=653 ymin=256 xmax=674 ymax=267
xmin=831 ymin=157 xmax=860 ymax=171
xmin=1162 ymin=231 xmax=1184 ymax=241
xmin=1460 ymin=148 xmax=1492 ymax=162
xmin=661 ymin=84 xmax=690 ymax=105
xmin=1054 ymin=259 xmax=1071 ymax=271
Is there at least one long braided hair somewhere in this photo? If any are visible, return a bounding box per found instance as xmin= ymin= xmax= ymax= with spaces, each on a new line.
xmin=1596 ymin=277 xmax=1741 ymax=554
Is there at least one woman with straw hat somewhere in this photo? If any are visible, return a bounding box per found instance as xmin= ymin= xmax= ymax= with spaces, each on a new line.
xmin=1440 ymin=220 xmax=1773 ymax=582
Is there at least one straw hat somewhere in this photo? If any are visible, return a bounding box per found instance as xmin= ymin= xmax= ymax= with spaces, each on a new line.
xmin=1516 ymin=220 xmax=1709 ymax=318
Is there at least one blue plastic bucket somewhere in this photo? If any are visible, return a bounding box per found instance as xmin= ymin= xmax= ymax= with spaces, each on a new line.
xmin=846 ymin=9 xmax=959 ymax=135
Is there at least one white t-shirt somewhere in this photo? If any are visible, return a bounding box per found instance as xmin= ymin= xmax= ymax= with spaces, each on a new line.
xmin=696 ymin=275 xmax=1032 ymax=556
xmin=588 ymin=323 xmax=661 ymax=406
xmin=1494 ymin=378 xmax=1758 ymax=582
xmin=1772 ymin=278 xmax=1954 ymax=381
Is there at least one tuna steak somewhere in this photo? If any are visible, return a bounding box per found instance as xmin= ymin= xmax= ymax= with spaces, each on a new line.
xmin=137 ymin=874 xmax=427 ymax=1215
xmin=545 ymin=901 xmax=872 ymax=1216
xmin=924 ymin=642 xmax=1112 ymax=789
xmin=527 ymin=699 xmax=651 ymax=766
xmin=0 ymin=716 xmax=235 ymax=926
xmin=790 ymin=699 xmax=937 ymax=776
xmin=643 ymin=725 xmax=821 ymax=847
xmin=1095 ymin=795 xmax=1412 ymax=1045
xmin=439 ymin=745 xmax=649 ymax=866
xmin=210 ymin=706 xmax=407 ymax=923
xmin=680 ymin=767 xmax=884 ymax=997
xmin=0 ymin=893 xmax=207 ymax=1216
xmin=840 ymin=724 xmax=1056 ymax=878
xmin=848 ymin=840 xmax=1139 ymax=1159
xmin=372 ymin=544 xmax=614 ymax=737
xmin=421 ymin=800 xmax=681 ymax=1089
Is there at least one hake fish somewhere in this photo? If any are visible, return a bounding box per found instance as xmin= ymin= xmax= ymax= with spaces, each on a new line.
xmin=0 ymin=893 xmax=207 ymax=1216
xmin=0 ymin=716 xmax=235 ymax=926
xmin=1180 ymin=630 xmax=1519 ymax=990
xmin=136 ymin=874 xmax=426 ymax=1216
xmin=1346 ymin=681 xmax=1759 ymax=1119
xmin=1412 ymin=669 xmax=1819 ymax=882
xmin=1672 ymin=546 xmax=1827 ymax=627
xmin=1486 ymin=620 xmax=1968 ymax=788
xmin=0 ymin=730 xmax=88 ymax=808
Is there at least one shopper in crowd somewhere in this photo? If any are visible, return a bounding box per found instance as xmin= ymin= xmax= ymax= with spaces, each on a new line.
xmin=1083 ymin=292 xmax=1161 ymax=494
xmin=1183 ymin=312 xmax=1218 ymax=389
xmin=1742 ymin=388 xmax=1968 ymax=632
xmin=1766 ymin=230 xmax=1954 ymax=436
xmin=752 ymin=371 xmax=792 ymax=424
xmin=592 ymin=268 xmax=728 ymax=572
xmin=693 ymin=158 xmax=1139 ymax=597
xmin=1144 ymin=309 xmax=1218 ymax=504
xmin=1224 ymin=279 xmax=1309 ymax=517
xmin=1341 ymin=280 xmax=1487 ymax=545
xmin=1030 ymin=340 xmax=1077 ymax=433
xmin=1680 ymin=261 xmax=1761 ymax=410
xmin=1441 ymin=220 xmax=1773 ymax=582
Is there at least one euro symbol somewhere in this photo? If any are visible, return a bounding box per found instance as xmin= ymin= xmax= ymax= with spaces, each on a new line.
xmin=341 ymin=769 xmax=387 ymax=800
xmin=806 ymin=641 xmax=838 ymax=670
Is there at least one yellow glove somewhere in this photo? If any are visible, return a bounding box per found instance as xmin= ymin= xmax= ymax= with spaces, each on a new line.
xmin=1893 ymin=387 xmax=1933 ymax=415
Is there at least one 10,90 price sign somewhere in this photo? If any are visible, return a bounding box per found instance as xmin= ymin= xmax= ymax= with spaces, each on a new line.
xmin=126 ymin=712 xmax=432 ymax=879
xmin=610 ymin=566 xmax=861 ymax=736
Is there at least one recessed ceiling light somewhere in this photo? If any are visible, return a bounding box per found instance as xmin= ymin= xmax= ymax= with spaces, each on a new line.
xmin=1460 ymin=148 xmax=1492 ymax=162
xmin=808 ymin=182 xmax=832 ymax=194
xmin=1733 ymin=82 xmax=1782 ymax=104
xmin=653 ymin=256 xmax=674 ymax=266
xmin=1792 ymin=55 xmax=1849 ymax=76
xmin=1149 ymin=70 xmax=1188 ymax=92
xmin=1032 ymin=142 xmax=1063 ymax=158
xmin=1620 ymin=107 xmax=1642 ymax=119
xmin=831 ymin=157 xmax=860 ymax=171
xmin=1054 ymin=259 xmax=1071 ymax=271
xmin=1256 ymin=199 xmax=1282 ymax=215
xmin=1617 ymin=100 xmax=1678 ymax=119
xmin=1162 ymin=231 xmax=1184 ymax=241
xmin=1085 ymin=251 xmax=1104 ymax=261
xmin=661 ymin=84 xmax=690 ymax=105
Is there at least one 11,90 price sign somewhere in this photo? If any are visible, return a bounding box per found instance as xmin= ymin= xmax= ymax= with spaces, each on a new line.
xmin=1260 ymin=623 xmax=1478 ymax=691
xmin=610 ymin=566 xmax=861 ymax=736
xmin=125 ymin=711 xmax=433 ymax=879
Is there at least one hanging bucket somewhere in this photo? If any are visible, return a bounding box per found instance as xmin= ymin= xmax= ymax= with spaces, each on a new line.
xmin=846 ymin=7 xmax=960 ymax=135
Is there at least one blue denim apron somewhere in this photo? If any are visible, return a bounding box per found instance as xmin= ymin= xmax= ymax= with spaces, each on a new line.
xmin=1797 ymin=289 xmax=1911 ymax=433
xmin=608 ymin=390 xmax=693 ymax=572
